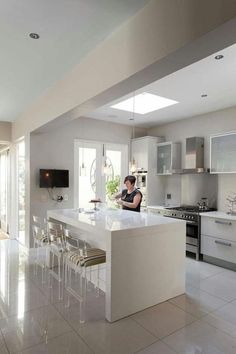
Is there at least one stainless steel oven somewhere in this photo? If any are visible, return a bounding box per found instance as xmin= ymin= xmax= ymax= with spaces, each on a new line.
xmin=162 ymin=206 xmax=214 ymax=261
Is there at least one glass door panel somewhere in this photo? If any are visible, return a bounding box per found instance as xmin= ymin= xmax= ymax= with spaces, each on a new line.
xmin=105 ymin=148 xmax=122 ymax=202
xmin=17 ymin=141 xmax=25 ymax=244
xmin=78 ymin=146 xmax=97 ymax=209
xmin=76 ymin=140 xmax=128 ymax=209
xmin=0 ymin=151 xmax=8 ymax=233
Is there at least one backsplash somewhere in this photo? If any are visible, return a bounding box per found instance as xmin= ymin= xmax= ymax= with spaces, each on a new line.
xmin=164 ymin=175 xmax=181 ymax=206
xmin=164 ymin=174 xmax=218 ymax=207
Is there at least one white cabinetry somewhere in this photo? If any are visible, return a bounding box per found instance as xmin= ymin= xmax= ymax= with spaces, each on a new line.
xmin=131 ymin=136 xmax=165 ymax=206
xmin=131 ymin=136 xmax=163 ymax=172
xmin=157 ymin=142 xmax=181 ymax=175
xmin=201 ymin=213 xmax=236 ymax=267
xmin=210 ymin=132 xmax=236 ymax=173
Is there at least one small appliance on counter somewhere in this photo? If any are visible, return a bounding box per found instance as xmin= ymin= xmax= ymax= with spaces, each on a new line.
xmin=132 ymin=171 xmax=147 ymax=208
xmin=197 ymin=197 xmax=209 ymax=211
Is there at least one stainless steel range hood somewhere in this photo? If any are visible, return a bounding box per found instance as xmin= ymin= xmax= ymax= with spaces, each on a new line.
xmin=175 ymin=137 xmax=209 ymax=174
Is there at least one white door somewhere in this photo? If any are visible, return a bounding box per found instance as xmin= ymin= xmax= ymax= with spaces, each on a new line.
xmin=0 ymin=150 xmax=9 ymax=233
xmin=74 ymin=140 xmax=128 ymax=209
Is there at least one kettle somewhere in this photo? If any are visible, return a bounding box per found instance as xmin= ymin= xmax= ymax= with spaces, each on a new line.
xmin=197 ymin=197 xmax=209 ymax=211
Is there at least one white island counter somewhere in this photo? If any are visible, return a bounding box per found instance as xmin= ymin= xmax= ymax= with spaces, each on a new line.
xmin=48 ymin=208 xmax=186 ymax=322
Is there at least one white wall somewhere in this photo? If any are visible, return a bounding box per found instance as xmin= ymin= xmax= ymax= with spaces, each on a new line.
xmin=148 ymin=105 xmax=236 ymax=210
xmin=0 ymin=122 xmax=11 ymax=142
xmin=30 ymin=116 xmax=146 ymax=246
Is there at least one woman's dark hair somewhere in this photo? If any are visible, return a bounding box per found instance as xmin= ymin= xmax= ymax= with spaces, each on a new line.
xmin=124 ymin=175 xmax=136 ymax=185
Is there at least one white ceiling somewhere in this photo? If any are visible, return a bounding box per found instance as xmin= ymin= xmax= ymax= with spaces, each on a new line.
xmin=0 ymin=0 xmax=150 ymax=122
xmin=87 ymin=43 xmax=236 ymax=128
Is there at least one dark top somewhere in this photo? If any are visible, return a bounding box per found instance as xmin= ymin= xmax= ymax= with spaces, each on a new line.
xmin=121 ymin=188 xmax=142 ymax=212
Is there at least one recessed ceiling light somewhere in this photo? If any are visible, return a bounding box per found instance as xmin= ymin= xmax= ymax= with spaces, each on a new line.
xmin=201 ymin=94 xmax=208 ymax=98
xmin=29 ymin=33 xmax=40 ymax=39
xmin=111 ymin=93 xmax=178 ymax=114
xmin=215 ymin=54 xmax=224 ymax=60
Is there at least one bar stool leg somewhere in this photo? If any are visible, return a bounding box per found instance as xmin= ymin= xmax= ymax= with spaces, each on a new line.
xmin=80 ymin=266 xmax=87 ymax=324
xmin=96 ymin=265 xmax=100 ymax=297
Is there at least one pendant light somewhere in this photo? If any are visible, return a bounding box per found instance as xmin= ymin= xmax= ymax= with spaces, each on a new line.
xmin=79 ymin=142 xmax=87 ymax=177
xmin=129 ymin=92 xmax=137 ymax=173
xmin=102 ymin=144 xmax=111 ymax=176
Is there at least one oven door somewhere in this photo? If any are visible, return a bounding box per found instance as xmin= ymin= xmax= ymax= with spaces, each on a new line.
xmin=186 ymin=222 xmax=198 ymax=251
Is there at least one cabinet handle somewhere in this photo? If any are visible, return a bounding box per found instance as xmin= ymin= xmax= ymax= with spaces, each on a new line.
xmin=215 ymin=240 xmax=232 ymax=247
xmin=214 ymin=220 xmax=232 ymax=226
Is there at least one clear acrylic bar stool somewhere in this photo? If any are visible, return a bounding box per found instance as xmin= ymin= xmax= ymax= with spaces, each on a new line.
xmin=64 ymin=231 xmax=106 ymax=323
xmin=47 ymin=221 xmax=65 ymax=300
xmin=32 ymin=216 xmax=48 ymax=284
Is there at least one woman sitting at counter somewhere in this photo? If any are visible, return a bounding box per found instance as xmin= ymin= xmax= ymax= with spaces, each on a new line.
xmin=115 ymin=175 xmax=142 ymax=212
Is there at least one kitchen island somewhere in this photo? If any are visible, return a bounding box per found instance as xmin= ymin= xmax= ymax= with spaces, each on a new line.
xmin=47 ymin=207 xmax=186 ymax=322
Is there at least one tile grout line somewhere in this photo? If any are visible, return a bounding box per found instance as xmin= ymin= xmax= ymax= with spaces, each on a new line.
xmin=10 ymin=330 xmax=77 ymax=354
xmin=0 ymin=327 xmax=10 ymax=354
xmin=50 ymin=301 xmax=96 ymax=354
xmin=28 ymin=265 xmax=96 ymax=353
xmin=186 ymin=279 xmax=236 ymax=302
xmin=131 ymin=307 xmax=198 ymax=343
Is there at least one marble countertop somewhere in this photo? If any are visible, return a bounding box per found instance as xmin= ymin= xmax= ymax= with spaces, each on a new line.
xmin=48 ymin=207 xmax=184 ymax=232
xmin=200 ymin=211 xmax=236 ymax=221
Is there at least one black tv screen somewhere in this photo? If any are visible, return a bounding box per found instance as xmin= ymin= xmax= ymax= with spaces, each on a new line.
xmin=39 ymin=169 xmax=69 ymax=188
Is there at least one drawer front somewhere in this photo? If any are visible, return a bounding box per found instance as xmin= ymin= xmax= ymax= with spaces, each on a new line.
xmin=201 ymin=235 xmax=236 ymax=263
xmin=201 ymin=217 xmax=236 ymax=241
xmin=148 ymin=208 xmax=165 ymax=216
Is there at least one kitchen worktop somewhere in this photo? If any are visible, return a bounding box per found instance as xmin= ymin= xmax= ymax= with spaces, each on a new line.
xmin=48 ymin=207 xmax=183 ymax=233
xmin=200 ymin=211 xmax=236 ymax=221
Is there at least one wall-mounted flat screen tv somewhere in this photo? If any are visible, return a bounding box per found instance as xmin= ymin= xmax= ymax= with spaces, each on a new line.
xmin=39 ymin=169 xmax=69 ymax=188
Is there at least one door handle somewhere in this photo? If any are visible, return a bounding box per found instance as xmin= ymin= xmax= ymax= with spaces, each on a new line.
xmin=214 ymin=220 xmax=232 ymax=226
xmin=215 ymin=240 xmax=232 ymax=247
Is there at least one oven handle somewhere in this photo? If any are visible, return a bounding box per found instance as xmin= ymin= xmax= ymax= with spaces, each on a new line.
xmin=215 ymin=240 xmax=232 ymax=247
xmin=163 ymin=215 xmax=198 ymax=226
xmin=186 ymin=221 xmax=198 ymax=226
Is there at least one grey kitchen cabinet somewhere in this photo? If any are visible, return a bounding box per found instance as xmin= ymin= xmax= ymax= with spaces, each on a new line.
xmin=211 ymin=132 xmax=236 ymax=173
xmin=157 ymin=142 xmax=181 ymax=175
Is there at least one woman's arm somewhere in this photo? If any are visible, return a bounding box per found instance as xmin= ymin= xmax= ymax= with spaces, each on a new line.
xmin=117 ymin=192 xmax=141 ymax=209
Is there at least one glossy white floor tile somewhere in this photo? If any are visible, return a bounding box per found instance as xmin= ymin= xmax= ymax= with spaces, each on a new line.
xmin=18 ymin=331 xmax=93 ymax=354
xmin=185 ymin=257 xmax=224 ymax=288
xmin=199 ymin=273 xmax=236 ymax=301
xmin=136 ymin=340 xmax=177 ymax=354
xmin=76 ymin=318 xmax=157 ymax=354
xmin=0 ymin=333 xmax=8 ymax=354
xmin=0 ymin=304 xmax=71 ymax=353
xmin=2 ymin=239 xmax=236 ymax=354
xmin=131 ymin=302 xmax=196 ymax=338
xmin=163 ymin=320 xmax=236 ymax=354
xmin=169 ymin=285 xmax=227 ymax=318
xmin=203 ymin=301 xmax=236 ymax=338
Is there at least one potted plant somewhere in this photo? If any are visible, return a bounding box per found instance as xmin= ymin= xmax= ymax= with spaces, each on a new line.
xmin=106 ymin=176 xmax=120 ymax=201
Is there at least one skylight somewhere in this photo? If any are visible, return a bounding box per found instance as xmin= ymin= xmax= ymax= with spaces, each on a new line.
xmin=111 ymin=92 xmax=179 ymax=114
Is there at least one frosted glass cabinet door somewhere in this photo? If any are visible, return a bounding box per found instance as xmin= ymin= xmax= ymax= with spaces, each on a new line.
xmin=211 ymin=132 xmax=236 ymax=173
xmin=157 ymin=144 xmax=172 ymax=174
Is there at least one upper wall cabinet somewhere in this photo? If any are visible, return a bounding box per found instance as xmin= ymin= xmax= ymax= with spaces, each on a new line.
xmin=131 ymin=136 xmax=164 ymax=172
xmin=211 ymin=132 xmax=236 ymax=173
xmin=157 ymin=142 xmax=181 ymax=175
